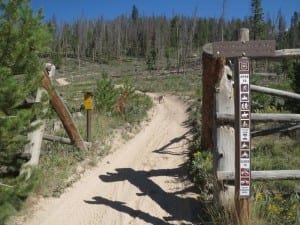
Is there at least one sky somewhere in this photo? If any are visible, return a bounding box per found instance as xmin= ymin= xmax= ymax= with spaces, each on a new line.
xmin=31 ymin=0 xmax=300 ymax=24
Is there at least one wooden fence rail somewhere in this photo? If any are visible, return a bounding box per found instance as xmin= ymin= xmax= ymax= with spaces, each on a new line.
xmin=251 ymin=85 xmax=300 ymax=100
xmin=218 ymin=170 xmax=300 ymax=180
xmin=217 ymin=113 xmax=300 ymax=122
xmin=251 ymin=124 xmax=300 ymax=137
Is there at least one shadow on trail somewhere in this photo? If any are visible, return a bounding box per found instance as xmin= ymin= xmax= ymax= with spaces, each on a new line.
xmin=153 ymin=130 xmax=191 ymax=155
xmin=84 ymin=196 xmax=169 ymax=225
xmin=85 ymin=165 xmax=201 ymax=224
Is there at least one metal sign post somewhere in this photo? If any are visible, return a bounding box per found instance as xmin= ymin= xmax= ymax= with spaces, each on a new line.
xmin=84 ymin=92 xmax=93 ymax=142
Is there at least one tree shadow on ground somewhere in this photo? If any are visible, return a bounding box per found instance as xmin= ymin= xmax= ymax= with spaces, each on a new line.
xmin=84 ymin=165 xmax=202 ymax=224
xmin=153 ymin=130 xmax=192 ymax=155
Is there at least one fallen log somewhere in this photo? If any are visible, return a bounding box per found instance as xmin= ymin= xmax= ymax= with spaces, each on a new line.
xmin=43 ymin=134 xmax=92 ymax=148
xmin=43 ymin=134 xmax=72 ymax=145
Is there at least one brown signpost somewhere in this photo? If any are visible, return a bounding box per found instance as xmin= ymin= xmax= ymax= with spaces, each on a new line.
xmin=212 ymin=28 xmax=276 ymax=225
xmin=84 ymin=92 xmax=93 ymax=142
xmin=234 ymin=57 xmax=252 ymax=225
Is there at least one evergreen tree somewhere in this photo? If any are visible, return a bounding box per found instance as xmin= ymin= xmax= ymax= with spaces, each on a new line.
xmin=289 ymin=12 xmax=300 ymax=48
xmin=131 ymin=5 xmax=139 ymax=22
xmin=0 ymin=0 xmax=50 ymax=173
xmin=250 ymin=0 xmax=265 ymax=40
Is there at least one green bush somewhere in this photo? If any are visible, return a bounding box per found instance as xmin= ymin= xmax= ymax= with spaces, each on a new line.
xmin=253 ymin=183 xmax=299 ymax=225
xmin=0 ymin=173 xmax=39 ymax=225
xmin=94 ymin=72 xmax=120 ymax=114
xmin=188 ymin=151 xmax=213 ymax=199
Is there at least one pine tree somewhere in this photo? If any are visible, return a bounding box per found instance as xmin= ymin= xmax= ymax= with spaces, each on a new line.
xmin=131 ymin=5 xmax=139 ymax=22
xmin=250 ymin=0 xmax=265 ymax=40
xmin=0 ymin=0 xmax=50 ymax=173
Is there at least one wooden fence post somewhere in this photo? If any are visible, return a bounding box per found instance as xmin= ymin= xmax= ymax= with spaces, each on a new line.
xmin=213 ymin=62 xmax=236 ymax=208
xmin=202 ymin=49 xmax=225 ymax=151
xmin=202 ymin=42 xmax=236 ymax=208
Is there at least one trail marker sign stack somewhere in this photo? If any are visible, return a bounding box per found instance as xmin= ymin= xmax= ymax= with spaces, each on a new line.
xmin=236 ymin=57 xmax=251 ymax=198
xmin=212 ymin=29 xmax=276 ymax=225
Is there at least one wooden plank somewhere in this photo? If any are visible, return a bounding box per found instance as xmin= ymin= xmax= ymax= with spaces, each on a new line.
xmin=274 ymin=49 xmax=300 ymax=57
xmin=251 ymin=85 xmax=300 ymax=101
xmin=217 ymin=113 xmax=300 ymax=122
xmin=43 ymin=134 xmax=72 ymax=145
xmin=252 ymin=124 xmax=300 ymax=137
xmin=218 ymin=170 xmax=300 ymax=180
xmin=212 ymin=40 xmax=275 ymax=58
xmin=204 ymin=45 xmax=300 ymax=59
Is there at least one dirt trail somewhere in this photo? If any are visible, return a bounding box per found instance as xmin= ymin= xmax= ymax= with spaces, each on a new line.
xmin=12 ymin=94 xmax=200 ymax=225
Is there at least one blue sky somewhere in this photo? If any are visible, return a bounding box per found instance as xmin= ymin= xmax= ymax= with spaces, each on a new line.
xmin=31 ymin=0 xmax=299 ymax=24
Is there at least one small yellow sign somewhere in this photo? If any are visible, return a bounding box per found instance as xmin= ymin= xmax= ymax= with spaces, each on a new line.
xmin=84 ymin=92 xmax=93 ymax=110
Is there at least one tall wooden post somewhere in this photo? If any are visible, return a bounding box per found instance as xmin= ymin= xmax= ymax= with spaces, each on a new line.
xmin=234 ymin=29 xmax=251 ymax=225
xmin=202 ymin=49 xmax=225 ymax=151
xmin=234 ymin=56 xmax=251 ymax=225
xmin=213 ymin=61 xmax=235 ymax=208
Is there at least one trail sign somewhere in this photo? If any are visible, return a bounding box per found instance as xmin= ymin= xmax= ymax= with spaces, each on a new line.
xmin=84 ymin=92 xmax=93 ymax=142
xmin=209 ymin=28 xmax=285 ymax=225
xmin=236 ymin=57 xmax=251 ymax=198
xmin=212 ymin=37 xmax=276 ymax=201
xmin=212 ymin=40 xmax=275 ymax=58
xmin=84 ymin=92 xmax=93 ymax=110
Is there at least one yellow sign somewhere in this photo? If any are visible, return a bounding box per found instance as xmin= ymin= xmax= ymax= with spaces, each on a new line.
xmin=84 ymin=93 xmax=93 ymax=110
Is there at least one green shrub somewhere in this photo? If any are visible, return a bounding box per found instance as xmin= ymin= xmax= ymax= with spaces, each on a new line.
xmin=188 ymin=151 xmax=213 ymax=199
xmin=253 ymin=183 xmax=299 ymax=225
xmin=0 ymin=172 xmax=39 ymax=225
xmin=94 ymin=72 xmax=120 ymax=114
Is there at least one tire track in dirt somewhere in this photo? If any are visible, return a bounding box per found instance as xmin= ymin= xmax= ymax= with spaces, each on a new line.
xmin=11 ymin=94 xmax=200 ymax=225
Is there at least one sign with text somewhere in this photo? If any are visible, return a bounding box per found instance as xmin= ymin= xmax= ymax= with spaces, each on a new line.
xmin=238 ymin=57 xmax=251 ymax=198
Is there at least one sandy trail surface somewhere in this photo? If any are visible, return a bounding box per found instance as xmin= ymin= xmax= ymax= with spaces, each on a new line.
xmin=12 ymin=94 xmax=200 ymax=225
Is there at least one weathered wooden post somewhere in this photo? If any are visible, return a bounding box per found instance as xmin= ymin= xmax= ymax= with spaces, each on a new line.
xmin=213 ymin=62 xmax=235 ymax=209
xmin=202 ymin=40 xmax=236 ymax=209
xmin=202 ymin=46 xmax=225 ymax=151
xmin=42 ymin=70 xmax=88 ymax=151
